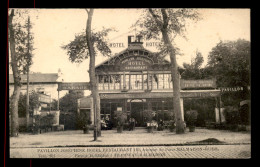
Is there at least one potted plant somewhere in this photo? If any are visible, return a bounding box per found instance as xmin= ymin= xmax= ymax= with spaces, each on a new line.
xmin=83 ymin=120 xmax=92 ymax=134
xmin=186 ymin=110 xmax=198 ymax=132
xmin=114 ymin=111 xmax=127 ymax=133
xmin=78 ymin=113 xmax=92 ymax=134
xmin=143 ymin=110 xmax=156 ymax=133
xmin=168 ymin=120 xmax=175 ymax=132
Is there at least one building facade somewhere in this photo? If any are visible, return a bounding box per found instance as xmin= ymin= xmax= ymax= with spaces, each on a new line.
xmin=9 ymin=69 xmax=65 ymax=100
xmin=78 ymin=36 xmax=220 ymax=127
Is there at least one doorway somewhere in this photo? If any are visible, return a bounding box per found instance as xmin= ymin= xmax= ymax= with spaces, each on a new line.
xmin=130 ymin=101 xmax=144 ymax=127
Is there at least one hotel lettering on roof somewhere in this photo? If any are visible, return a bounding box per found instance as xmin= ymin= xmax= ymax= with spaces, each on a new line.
xmin=78 ymin=36 xmax=221 ymax=127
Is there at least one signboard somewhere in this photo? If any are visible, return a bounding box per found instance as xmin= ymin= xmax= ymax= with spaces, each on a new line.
xmin=38 ymin=93 xmax=51 ymax=103
xmin=120 ymin=56 xmax=153 ymax=71
xmin=58 ymin=82 xmax=90 ymax=91
xmin=220 ymin=87 xmax=244 ymax=92
xmin=117 ymin=107 xmax=122 ymax=111
xmin=180 ymin=91 xmax=220 ymax=98
xmin=180 ymin=79 xmax=216 ymax=89
xmin=100 ymin=90 xmax=220 ymax=99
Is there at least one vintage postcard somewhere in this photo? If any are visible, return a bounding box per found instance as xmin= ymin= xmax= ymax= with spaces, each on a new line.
xmin=8 ymin=8 xmax=250 ymax=159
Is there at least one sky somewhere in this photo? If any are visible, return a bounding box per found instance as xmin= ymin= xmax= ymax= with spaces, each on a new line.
xmin=10 ymin=8 xmax=250 ymax=84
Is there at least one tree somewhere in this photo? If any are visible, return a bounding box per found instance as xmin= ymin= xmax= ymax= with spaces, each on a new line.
xmin=17 ymin=90 xmax=40 ymax=118
xmin=9 ymin=9 xmax=31 ymax=137
xmin=58 ymin=90 xmax=84 ymax=130
xmin=182 ymin=50 xmax=204 ymax=79
xmin=59 ymin=90 xmax=84 ymax=113
xmin=207 ymin=39 xmax=250 ymax=100
xmin=9 ymin=9 xmax=35 ymax=136
xmin=62 ymin=9 xmax=114 ymax=140
xmin=136 ymin=8 xmax=200 ymax=134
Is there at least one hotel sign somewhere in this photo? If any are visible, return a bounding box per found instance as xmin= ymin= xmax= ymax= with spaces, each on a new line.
xmin=58 ymin=82 xmax=90 ymax=91
xmin=120 ymin=56 xmax=153 ymax=71
xmin=180 ymin=79 xmax=216 ymax=89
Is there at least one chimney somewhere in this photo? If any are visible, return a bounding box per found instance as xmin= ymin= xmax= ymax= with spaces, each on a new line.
xmin=128 ymin=35 xmax=134 ymax=46
xmin=128 ymin=35 xmax=143 ymax=46
xmin=57 ymin=68 xmax=63 ymax=82
xmin=136 ymin=35 xmax=143 ymax=43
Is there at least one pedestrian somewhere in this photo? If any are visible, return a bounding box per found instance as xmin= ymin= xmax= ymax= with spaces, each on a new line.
xmin=129 ymin=118 xmax=135 ymax=131
xmin=158 ymin=119 xmax=164 ymax=131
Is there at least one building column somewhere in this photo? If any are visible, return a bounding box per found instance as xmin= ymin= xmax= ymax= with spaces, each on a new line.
xmin=57 ymin=90 xmax=60 ymax=110
xmin=180 ymin=98 xmax=184 ymax=121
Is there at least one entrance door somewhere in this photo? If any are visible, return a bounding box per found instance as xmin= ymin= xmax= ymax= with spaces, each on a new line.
xmin=130 ymin=102 xmax=144 ymax=127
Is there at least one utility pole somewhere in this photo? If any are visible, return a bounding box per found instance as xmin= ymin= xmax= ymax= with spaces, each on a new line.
xmin=26 ymin=17 xmax=31 ymax=131
xmin=26 ymin=66 xmax=30 ymax=130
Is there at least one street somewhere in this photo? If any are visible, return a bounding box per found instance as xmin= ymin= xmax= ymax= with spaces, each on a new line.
xmin=9 ymin=128 xmax=251 ymax=159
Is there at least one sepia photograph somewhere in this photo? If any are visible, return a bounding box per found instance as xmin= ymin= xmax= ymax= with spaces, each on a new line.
xmin=8 ymin=8 xmax=250 ymax=159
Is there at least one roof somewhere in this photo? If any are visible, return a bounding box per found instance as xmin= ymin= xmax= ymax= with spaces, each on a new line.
xmin=9 ymin=73 xmax=59 ymax=84
xmin=95 ymin=43 xmax=172 ymax=69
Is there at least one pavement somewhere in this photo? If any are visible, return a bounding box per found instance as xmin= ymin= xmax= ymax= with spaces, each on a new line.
xmin=9 ymin=127 xmax=251 ymax=158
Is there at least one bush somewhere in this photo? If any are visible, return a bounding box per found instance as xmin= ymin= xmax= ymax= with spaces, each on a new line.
xmin=142 ymin=110 xmax=154 ymax=123
xmin=224 ymin=106 xmax=241 ymax=125
xmin=32 ymin=114 xmax=55 ymax=133
xmin=186 ymin=110 xmax=198 ymax=127
xmin=114 ymin=111 xmax=127 ymax=127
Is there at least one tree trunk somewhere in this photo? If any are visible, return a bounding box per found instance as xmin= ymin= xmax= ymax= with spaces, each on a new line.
xmin=161 ymin=30 xmax=185 ymax=134
xmin=9 ymin=9 xmax=21 ymax=137
xmin=85 ymin=9 xmax=101 ymax=140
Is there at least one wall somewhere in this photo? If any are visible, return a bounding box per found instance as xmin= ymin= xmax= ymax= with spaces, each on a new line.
xmin=9 ymin=83 xmax=68 ymax=100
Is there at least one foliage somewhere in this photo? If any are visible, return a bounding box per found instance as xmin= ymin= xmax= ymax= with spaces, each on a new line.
xmin=181 ymin=51 xmax=205 ymax=79
xmin=135 ymin=8 xmax=200 ymax=57
xmin=207 ymin=39 xmax=250 ymax=90
xmin=142 ymin=110 xmax=154 ymax=123
xmin=77 ymin=111 xmax=92 ymax=129
xmin=185 ymin=110 xmax=198 ymax=126
xmin=59 ymin=90 xmax=84 ymax=113
xmin=114 ymin=111 xmax=127 ymax=127
xmin=18 ymin=93 xmax=26 ymax=117
xmin=157 ymin=110 xmax=174 ymax=121
xmin=9 ymin=13 xmax=34 ymax=75
xmin=61 ymin=28 xmax=115 ymax=63
xmin=184 ymin=98 xmax=216 ymax=126
xmin=9 ymin=9 xmax=36 ymax=136
xmin=33 ymin=114 xmax=55 ymax=130
xmin=17 ymin=90 xmax=40 ymax=117
xmin=224 ymin=106 xmax=241 ymax=125
xmin=135 ymin=8 xmax=200 ymax=134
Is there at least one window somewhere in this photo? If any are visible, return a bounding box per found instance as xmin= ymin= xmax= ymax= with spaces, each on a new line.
xmin=130 ymin=74 xmax=142 ymax=90
xmin=98 ymin=75 xmax=104 ymax=90
xmin=103 ymin=75 xmax=109 ymax=90
xmin=158 ymin=74 xmax=164 ymax=89
xmin=164 ymin=74 xmax=171 ymax=89
xmin=125 ymin=75 xmax=129 ymax=89
xmin=143 ymin=74 xmax=147 ymax=90
xmin=114 ymin=75 xmax=121 ymax=90
xmin=120 ymin=74 xmax=130 ymax=90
